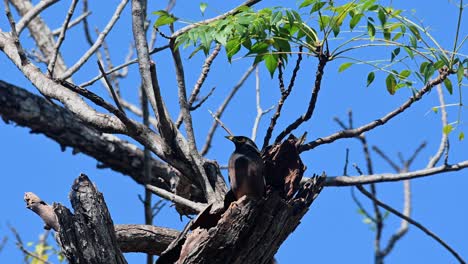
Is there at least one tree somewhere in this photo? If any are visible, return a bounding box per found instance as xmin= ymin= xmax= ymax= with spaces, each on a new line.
xmin=0 ymin=0 xmax=467 ymax=263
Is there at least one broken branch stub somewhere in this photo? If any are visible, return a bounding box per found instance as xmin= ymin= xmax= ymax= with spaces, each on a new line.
xmin=263 ymin=134 xmax=306 ymax=200
xmin=157 ymin=137 xmax=324 ymax=263
xmin=54 ymin=173 xmax=127 ymax=264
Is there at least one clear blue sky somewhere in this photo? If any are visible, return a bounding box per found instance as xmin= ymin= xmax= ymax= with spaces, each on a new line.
xmin=0 ymin=1 xmax=467 ymax=263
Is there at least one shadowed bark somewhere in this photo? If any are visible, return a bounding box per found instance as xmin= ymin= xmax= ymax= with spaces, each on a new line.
xmin=54 ymin=174 xmax=127 ymax=264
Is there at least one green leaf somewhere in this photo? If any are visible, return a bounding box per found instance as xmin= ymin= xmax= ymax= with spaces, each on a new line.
xmin=409 ymin=35 xmax=417 ymax=48
xmin=408 ymin=25 xmax=421 ymax=40
xmin=424 ymin=63 xmax=435 ymax=83
xmin=392 ymin=32 xmax=403 ymax=41
xmin=386 ymin=74 xmax=397 ymax=95
xmin=299 ymin=0 xmax=315 ymax=8
xmin=264 ymin=53 xmax=278 ymax=77
xmin=200 ymin=2 xmax=208 ymax=16
xmin=226 ymin=38 xmax=241 ymax=62
xmin=432 ymin=107 xmax=438 ymax=114
xmin=319 ymin=15 xmax=330 ymax=31
xmin=403 ymin=46 xmax=414 ymax=59
xmin=367 ymin=72 xmax=375 ymax=87
xmin=350 ymin=14 xmax=363 ymax=30
xmin=399 ymin=69 xmax=411 ymax=79
xmin=433 ymin=60 xmax=445 ymax=70
xmin=390 ymin=47 xmax=400 ymax=62
xmin=457 ymin=63 xmax=464 ymax=85
xmin=443 ymin=124 xmax=453 ymax=135
xmin=459 ymin=132 xmax=465 ymax=141
xmin=270 ymin=11 xmax=283 ymax=26
xmin=378 ymin=8 xmax=386 ymax=26
xmin=338 ymin=62 xmax=353 ymax=72
xmin=311 ymin=1 xmax=327 ymax=13
xmin=367 ymin=21 xmax=375 ymax=40
xmin=153 ymin=10 xmax=178 ymax=27
xmin=444 ymin=78 xmax=453 ymax=94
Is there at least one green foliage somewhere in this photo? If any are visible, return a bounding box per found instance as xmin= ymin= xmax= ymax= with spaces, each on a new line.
xmin=26 ymin=238 xmax=64 ymax=264
xmin=153 ymin=10 xmax=178 ymax=27
xmin=152 ymin=0 xmax=466 ymax=100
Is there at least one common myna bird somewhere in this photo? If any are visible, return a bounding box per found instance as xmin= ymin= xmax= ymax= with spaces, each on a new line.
xmin=226 ymin=136 xmax=265 ymax=200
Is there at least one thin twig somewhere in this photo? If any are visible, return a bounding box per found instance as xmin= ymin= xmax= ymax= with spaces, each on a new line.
xmin=97 ymin=60 xmax=125 ymax=113
xmin=200 ymin=65 xmax=256 ymax=155
xmin=208 ymin=110 xmax=234 ymax=136
xmin=275 ymin=50 xmax=328 ymax=144
xmin=189 ymin=87 xmax=216 ymax=111
xmin=4 ymin=0 xmax=28 ymax=65
xmin=145 ymin=184 xmax=206 ymax=213
xmin=47 ymin=0 xmax=79 ymax=77
xmin=356 ymin=185 xmax=466 ymax=264
xmin=80 ymin=45 xmax=170 ymax=87
xmin=59 ymin=0 xmax=129 ymax=79
xmin=262 ymin=46 xmax=303 ymax=150
xmin=9 ymin=226 xmax=52 ymax=264
xmin=52 ymin=11 xmax=91 ymax=36
xmin=82 ymin=0 xmax=94 ymax=46
xmin=251 ymin=67 xmax=274 ymax=141
xmin=372 ymin=146 xmax=400 ymax=172
xmin=300 ymin=71 xmax=450 ymax=152
xmin=176 ymin=44 xmax=221 ymax=127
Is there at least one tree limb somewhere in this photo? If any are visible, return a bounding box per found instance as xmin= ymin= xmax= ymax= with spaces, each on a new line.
xmin=300 ymin=71 xmax=450 ymax=152
xmin=324 ymin=160 xmax=468 ymax=186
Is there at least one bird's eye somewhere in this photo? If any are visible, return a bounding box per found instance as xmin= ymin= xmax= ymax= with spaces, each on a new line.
xmin=238 ymin=137 xmax=246 ymax=143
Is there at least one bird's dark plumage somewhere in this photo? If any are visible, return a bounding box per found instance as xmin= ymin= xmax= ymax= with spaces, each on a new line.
xmin=226 ymin=136 xmax=265 ymax=200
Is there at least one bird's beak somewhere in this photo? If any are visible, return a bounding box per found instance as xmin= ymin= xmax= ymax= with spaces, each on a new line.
xmin=225 ymin=135 xmax=234 ymax=141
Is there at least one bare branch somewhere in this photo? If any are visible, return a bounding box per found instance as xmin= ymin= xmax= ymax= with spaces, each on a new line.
xmin=189 ymin=87 xmax=216 ymax=111
xmin=4 ymin=0 xmax=28 ymax=65
xmin=300 ymin=71 xmax=450 ymax=152
xmin=80 ymin=45 xmax=169 ymax=87
xmin=10 ymin=0 xmax=67 ymax=75
xmin=59 ymin=0 xmax=128 ymax=79
xmin=380 ymin=179 xmax=411 ymax=258
xmin=324 ymin=160 xmax=468 ymax=186
xmin=52 ymin=11 xmax=91 ymax=36
xmin=251 ymin=67 xmax=275 ymax=141
xmin=47 ymin=0 xmax=79 ymax=77
xmin=262 ymin=46 xmax=303 ymax=150
xmin=0 ymin=80 xmax=175 ymax=189
xmin=97 ymin=60 xmax=125 ymax=113
xmin=208 ymin=110 xmax=234 ymax=136
xmin=115 ymin=224 xmax=178 ymax=256
xmin=372 ymin=146 xmax=401 ymax=172
xmin=356 ymin=185 xmax=466 ymax=264
xmin=170 ymin=40 xmax=217 ymax=202
xmin=146 ymin=184 xmax=207 ymax=213
xmin=201 ymin=65 xmax=256 ymax=155
xmin=15 ymin=0 xmax=59 ymax=34
xmin=427 ymin=84 xmax=449 ymax=168
xmin=275 ymin=51 xmax=328 ymax=144
xmin=176 ymin=44 xmax=221 ymax=127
